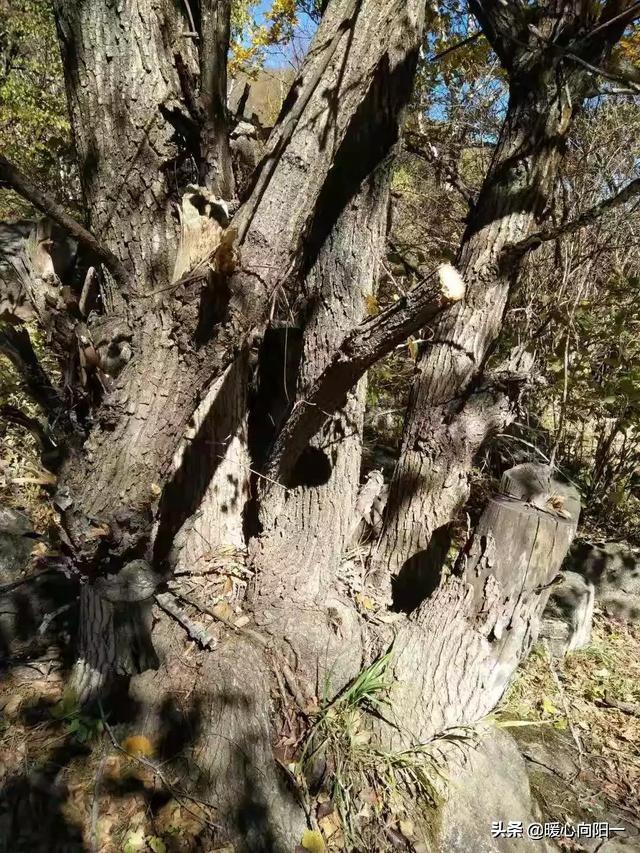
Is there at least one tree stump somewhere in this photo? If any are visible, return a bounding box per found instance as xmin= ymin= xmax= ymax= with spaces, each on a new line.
xmin=459 ymin=464 xmax=581 ymax=678
xmin=388 ymin=465 xmax=582 ymax=742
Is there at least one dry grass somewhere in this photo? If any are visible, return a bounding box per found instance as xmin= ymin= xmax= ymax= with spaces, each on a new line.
xmin=498 ymin=612 xmax=640 ymax=824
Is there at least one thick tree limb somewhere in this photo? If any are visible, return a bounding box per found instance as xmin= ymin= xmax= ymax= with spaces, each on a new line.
xmin=507 ymin=176 xmax=640 ymax=256
xmin=264 ymin=268 xmax=465 ymax=485
xmin=0 ymin=155 xmax=127 ymax=284
xmin=198 ymin=0 xmax=235 ymax=196
xmin=468 ymin=0 xmax=526 ymax=68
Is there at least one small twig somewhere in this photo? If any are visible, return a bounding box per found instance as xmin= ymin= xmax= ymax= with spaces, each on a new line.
xmin=38 ymin=602 xmax=74 ymax=635
xmin=97 ymin=701 xmax=222 ymax=832
xmin=543 ymin=641 xmax=583 ymax=769
xmin=0 ymin=570 xmax=56 ymax=598
xmin=78 ymin=267 xmax=96 ymax=318
xmin=520 ymin=750 xmax=574 ymax=782
xmin=155 ymin=591 xmax=217 ymax=649
xmin=429 ymin=30 xmax=482 ymax=62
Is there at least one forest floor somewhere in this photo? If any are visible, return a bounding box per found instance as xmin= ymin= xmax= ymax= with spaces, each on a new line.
xmin=0 ymin=598 xmax=639 ymax=851
xmin=499 ymin=612 xmax=640 ymax=844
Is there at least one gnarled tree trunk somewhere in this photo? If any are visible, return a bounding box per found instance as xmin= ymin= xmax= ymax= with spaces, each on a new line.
xmin=374 ymin=0 xmax=634 ymax=599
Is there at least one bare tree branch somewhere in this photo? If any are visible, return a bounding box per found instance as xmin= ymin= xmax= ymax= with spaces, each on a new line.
xmin=0 ymin=155 xmax=127 ymax=285
xmin=404 ymin=130 xmax=476 ymax=205
xmin=429 ymin=30 xmax=483 ymax=62
xmin=507 ymin=176 xmax=640 ymax=256
xmin=264 ymin=268 xmax=465 ymax=485
xmin=0 ymin=404 xmax=61 ymax=469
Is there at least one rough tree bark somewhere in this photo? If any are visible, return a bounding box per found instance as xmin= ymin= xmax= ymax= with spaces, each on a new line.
xmin=388 ymin=463 xmax=580 ymax=742
xmin=374 ymin=0 xmax=638 ymax=595
xmin=2 ymin=1 xmax=636 ymax=849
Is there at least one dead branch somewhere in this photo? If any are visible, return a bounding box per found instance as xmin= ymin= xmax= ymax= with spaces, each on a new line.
xmin=155 ymin=591 xmax=217 ymax=649
xmin=0 ymin=570 xmax=56 ymax=598
xmin=506 ymin=177 xmax=640 ymax=258
xmin=264 ymin=265 xmax=465 ymax=485
xmin=403 ymin=131 xmax=475 ymax=205
xmin=0 ymin=404 xmax=59 ymax=462
xmin=602 ymin=694 xmax=640 ymax=718
xmin=0 ymin=154 xmax=127 ymax=284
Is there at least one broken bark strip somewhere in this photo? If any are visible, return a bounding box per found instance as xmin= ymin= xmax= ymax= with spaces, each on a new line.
xmin=265 ymin=270 xmax=464 ymax=486
xmin=0 ymin=155 xmax=127 ymax=284
xmin=388 ymin=464 xmax=580 ymax=745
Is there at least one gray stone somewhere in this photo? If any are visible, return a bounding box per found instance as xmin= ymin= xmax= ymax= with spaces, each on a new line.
xmin=568 ymin=541 xmax=640 ymax=622
xmin=541 ymin=571 xmax=595 ymax=655
xmin=435 ymin=728 xmax=558 ymax=852
xmin=511 ymin=725 xmax=639 ymax=852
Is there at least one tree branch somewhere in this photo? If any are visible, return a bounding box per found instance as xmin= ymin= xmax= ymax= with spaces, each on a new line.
xmin=0 ymin=404 xmax=61 ymax=468
xmin=469 ymin=0 xmax=526 ymax=68
xmin=264 ymin=266 xmax=466 ymax=485
xmin=403 ymin=131 xmax=475 ymax=205
xmin=0 ymin=155 xmax=127 ymax=285
xmin=429 ymin=30 xmax=483 ymax=63
xmin=198 ymin=0 xmax=235 ymax=196
xmin=590 ymin=0 xmax=640 ymax=45
xmin=0 ymin=323 xmax=65 ymax=418
xmin=506 ymin=176 xmax=640 ymax=257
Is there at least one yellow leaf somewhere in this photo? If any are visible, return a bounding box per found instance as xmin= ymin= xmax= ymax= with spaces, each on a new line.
xmin=301 ymin=829 xmax=326 ymax=852
xmin=352 ymin=729 xmax=372 ymax=746
xmin=355 ymin=592 xmax=376 ymax=612
xmin=407 ymin=337 xmax=419 ymax=361
xmin=364 ymin=294 xmax=379 ymax=316
xmin=541 ymin=696 xmax=559 ymax=716
xmin=400 ymin=819 xmax=415 ymax=839
xmin=31 ymin=541 xmax=50 ymax=557
xmin=122 ymin=735 xmax=154 ymax=757
xmin=87 ymin=522 xmax=110 ymax=539
xmin=212 ymin=602 xmax=234 ymax=622
xmin=318 ymin=812 xmax=341 ymax=839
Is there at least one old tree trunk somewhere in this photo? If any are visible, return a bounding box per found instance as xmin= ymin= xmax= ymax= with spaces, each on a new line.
xmin=0 ymin=0 xmax=636 ymax=850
